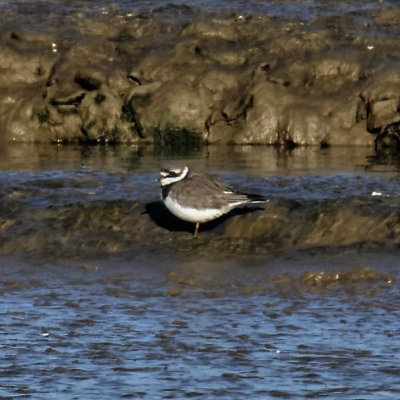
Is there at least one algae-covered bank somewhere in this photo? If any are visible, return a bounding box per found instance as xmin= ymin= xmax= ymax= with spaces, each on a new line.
xmin=2 ymin=1 xmax=400 ymax=399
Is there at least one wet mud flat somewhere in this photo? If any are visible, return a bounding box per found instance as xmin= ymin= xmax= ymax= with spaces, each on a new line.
xmin=1 ymin=0 xmax=400 ymax=148
xmin=2 ymin=144 xmax=400 ymax=398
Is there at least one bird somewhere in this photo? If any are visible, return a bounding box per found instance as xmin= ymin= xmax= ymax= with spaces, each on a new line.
xmin=159 ymin=166 xmax=267 ymax=237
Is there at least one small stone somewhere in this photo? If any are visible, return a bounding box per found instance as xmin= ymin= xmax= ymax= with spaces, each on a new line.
xmin=167 ymin=288 xmax=180 ymax=297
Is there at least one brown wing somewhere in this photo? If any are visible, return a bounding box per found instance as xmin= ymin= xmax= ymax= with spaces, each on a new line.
xmin=172 ymin=173 xmax=250 ymax=209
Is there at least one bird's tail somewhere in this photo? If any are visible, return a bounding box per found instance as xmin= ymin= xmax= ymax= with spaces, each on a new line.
xmin=246 ymin=193 xmax=268 ymax=203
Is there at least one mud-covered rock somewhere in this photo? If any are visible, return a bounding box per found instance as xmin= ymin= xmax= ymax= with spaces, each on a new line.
xmin=362 ymin=71 xmax=400 ymax=137
xmin=0 ymin=8 xmax=399 ymax=146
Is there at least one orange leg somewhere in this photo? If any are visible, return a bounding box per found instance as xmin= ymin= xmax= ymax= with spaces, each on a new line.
xmin=193 ymin=222 xmax=200 ymax=238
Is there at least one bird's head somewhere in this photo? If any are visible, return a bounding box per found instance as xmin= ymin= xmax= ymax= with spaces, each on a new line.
xmin=159 ymin=166 xmax=189 ymax=186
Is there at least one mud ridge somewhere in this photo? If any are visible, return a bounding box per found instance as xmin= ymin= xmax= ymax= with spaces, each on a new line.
xmin=1 ymin=195 xmax=400 ymax=260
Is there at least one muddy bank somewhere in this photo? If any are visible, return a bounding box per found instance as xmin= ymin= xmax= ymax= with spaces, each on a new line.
xmin=1 ymin=5 xmax=400 ymax=147
xmin=2 ymin=192 xmax=400 ymax=260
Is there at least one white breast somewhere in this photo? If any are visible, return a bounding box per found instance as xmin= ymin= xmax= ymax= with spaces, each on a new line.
xmin=164 ymin=196 xmax=231 ymax=223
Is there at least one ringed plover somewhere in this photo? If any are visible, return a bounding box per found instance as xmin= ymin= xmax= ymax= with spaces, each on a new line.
xmin=159 ymin=166 xmax=267 ymax=237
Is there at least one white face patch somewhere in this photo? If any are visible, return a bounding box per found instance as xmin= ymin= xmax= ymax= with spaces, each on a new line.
xmin=160 ymin=166 xmax=189 ymax=186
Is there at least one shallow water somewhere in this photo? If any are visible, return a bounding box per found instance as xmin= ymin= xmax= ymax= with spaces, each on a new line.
xmin=2 ymin=253 xmax=400 ymax=399
xmin=2 ymin=144 xmax=400 ymax=399
xmin=0 ymin=0 xmax=398 ymax=19
xmin=0 ymin=0 xmax=399 ymax=37
xmin=1 ymin=143 xmax=400 ymax=206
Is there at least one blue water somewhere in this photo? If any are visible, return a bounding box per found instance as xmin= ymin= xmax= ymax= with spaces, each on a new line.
xmin=1 ymin=253 xmax=400 ymax=399
xmin=0 ymin=0 xmax=398 ymax=19
xmin=1 ymin=169 xmax=399 ymax=209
